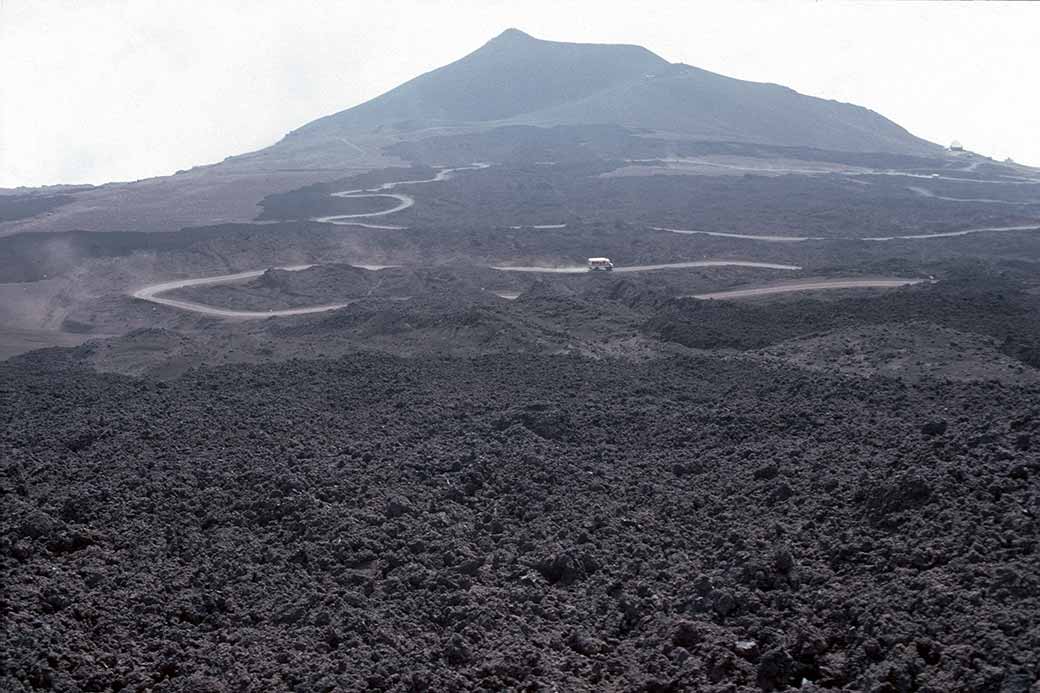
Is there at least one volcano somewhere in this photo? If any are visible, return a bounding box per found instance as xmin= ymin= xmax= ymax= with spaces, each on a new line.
xmin=276 ymin=28 xmax=937 ymax=157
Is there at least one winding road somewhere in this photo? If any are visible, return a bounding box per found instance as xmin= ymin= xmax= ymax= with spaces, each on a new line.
xmin=132 ymin=262 xmax=927 ymax=318
xmin=129 ymin=164 xmax=939 ymax=318
xmin=645 ymin=158 xmax=1040 ymax=240
xmin=132 ymin=261 xmax=808 ymax=318
xmin=131 ymin=266 xmax=353 ymax=319
xmin=311 ymin=164 xmax=489 ymax=227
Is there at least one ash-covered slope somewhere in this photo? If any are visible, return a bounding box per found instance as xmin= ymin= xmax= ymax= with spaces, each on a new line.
xmin=283 ymin=29 xmax=938 ymax=156
xmin=298 ymin=29 xmax=668 ymax=132
xmin=2 ymin=28 xmax=951 ymax=236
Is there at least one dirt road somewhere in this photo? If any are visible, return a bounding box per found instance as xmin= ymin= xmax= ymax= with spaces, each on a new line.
xmin=861 ymin=224 xmax=1040 ymax=241
xmin=312 ymin=193 xmax=414 ymax=225
xmin=657 ymin=223 xmax=1040 ymax=243
xmin=311 ymin=164 xmax=489 ymax=226
xmin=130 ymin=265 xmax=357 ymax=319
xmin=132 ymin=261 xmax=805 ymax=317
xmin=492 ymin=260 xmax=802 ymax=273
xmin=132 ymin=165 xmax=940 ymax=318
xmin=691 ymin=277 xmax=925 ymax=300
xmin=906 ymin=186 xmax=1037 ymax=205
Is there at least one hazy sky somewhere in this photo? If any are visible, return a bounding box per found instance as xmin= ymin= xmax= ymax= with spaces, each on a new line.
xmin=2 ymin=0 xmax=1038 ymax=187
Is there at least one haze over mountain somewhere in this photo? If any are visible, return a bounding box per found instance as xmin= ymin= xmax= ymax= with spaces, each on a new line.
xmin=276 ymin=29 xmax=939 ymax=160
xmin=0 ymin=27 xmax=989 ymax=239
xmin=5 ymin=15 xmax=1040 ymax=691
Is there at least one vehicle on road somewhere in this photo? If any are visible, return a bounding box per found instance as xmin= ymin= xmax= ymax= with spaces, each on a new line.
xmin=588 ymin=257 xmax=614 ymax=271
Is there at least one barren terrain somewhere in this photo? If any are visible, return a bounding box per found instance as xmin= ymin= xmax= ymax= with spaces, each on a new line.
xmin=3 ymin=32 xmax=1040 ymax=691
xmin=3 ymin=350 xmax=1038 ymax=692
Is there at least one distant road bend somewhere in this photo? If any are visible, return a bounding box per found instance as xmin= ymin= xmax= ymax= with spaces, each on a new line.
xmin=311 ymin=163 xmax=490 ymax=227
xmin=131 ymin=167 xmax=923 ymax=318
xmin=131 ymin=265 xmax=391 ymax=319
xmin=131 ymin=261 xmax=806 ymax=318
xmin=133 ymin=264 xmax=926 ymax=319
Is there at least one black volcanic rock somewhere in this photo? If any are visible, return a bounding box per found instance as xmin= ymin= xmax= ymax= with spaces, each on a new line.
xmin=3 ymin=354 xmax=1038 ymax=691
xmin=921 ymin=418 xmax=949 ymax=436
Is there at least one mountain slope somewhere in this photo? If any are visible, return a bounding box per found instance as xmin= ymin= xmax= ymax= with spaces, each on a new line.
xmin=1 ymin=28 xmax=951 ymax=238
xmin=294 ymin=29 xmax=669 ymax=134
xmin=514 ymin=64 xmax=933 ymax=154
xmin=283 ymin=28 xmax=938 ymax=156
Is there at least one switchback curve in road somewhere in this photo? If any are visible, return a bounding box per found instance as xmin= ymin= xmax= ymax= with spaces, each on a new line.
xmin=132 ymin=260 xmax=804 ymax=318
xmin=132 ymin=167 xmax=931 ymax=318
xmin=312 ymin=193 xmax=414 ymax=225
xmin=311 ymin=164 xmax=489 ymax=227
xmin=130 ymin=264 xmax=395 ymax=319
xmin=132 ymin=268 xmax=929 ymax=317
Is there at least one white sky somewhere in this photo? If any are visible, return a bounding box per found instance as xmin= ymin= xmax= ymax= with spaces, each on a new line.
xmin=2 ymin=0 xmax=1038 ymax=188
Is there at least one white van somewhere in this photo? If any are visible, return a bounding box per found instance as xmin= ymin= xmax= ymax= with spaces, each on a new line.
xmin=587 ymin=257 xmax=614 ymax=271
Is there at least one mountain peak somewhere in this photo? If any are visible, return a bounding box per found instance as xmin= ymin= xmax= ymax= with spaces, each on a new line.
xmin=493 ymin=28 xmax=535 ymax=42
xmin=290 ymin=30 xmax=937 ymax=156
xmin=297 ymin=29 xmax=669 ymax=132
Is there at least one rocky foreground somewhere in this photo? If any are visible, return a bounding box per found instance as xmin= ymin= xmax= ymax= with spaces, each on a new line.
xmin=2 ymin=353 xmax=1038 ymax=692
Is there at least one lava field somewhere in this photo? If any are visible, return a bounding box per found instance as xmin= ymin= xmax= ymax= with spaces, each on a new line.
xmin=2 ymin=352 xmax=1038 ymax=692
xmin=6 ymin=24 xmax=1040 ymax=693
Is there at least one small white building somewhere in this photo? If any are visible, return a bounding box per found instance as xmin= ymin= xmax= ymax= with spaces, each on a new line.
xmin=949 ymin=140 xmax=964 ymax=152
